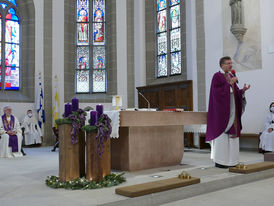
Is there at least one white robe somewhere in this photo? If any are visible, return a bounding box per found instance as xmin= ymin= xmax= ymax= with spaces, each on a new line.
xmin=22 ymin=115 xmax=42 ymax=145
xmin=259 ymin=112 xmax=274 ymax=151
xmin=0 ymin=116 xmax=23 ymax=158
xmin=209 ymin=92 xmax=240 ymax=166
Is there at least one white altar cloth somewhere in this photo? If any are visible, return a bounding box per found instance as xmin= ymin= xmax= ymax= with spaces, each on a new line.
xmin=104 ymin=111 xmax=120 ymax=138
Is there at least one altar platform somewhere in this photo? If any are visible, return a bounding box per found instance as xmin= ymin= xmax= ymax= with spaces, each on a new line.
xmin=1 ymin=147 xmax=273 ymax=206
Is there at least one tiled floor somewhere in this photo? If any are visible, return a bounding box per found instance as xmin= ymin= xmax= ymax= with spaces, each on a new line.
xmin=0 ymin=147 xmax=266 ymax=206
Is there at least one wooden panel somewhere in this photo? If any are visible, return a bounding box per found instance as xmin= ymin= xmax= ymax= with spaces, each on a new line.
xmin=111 ymin=125 xmax=184 ymax=171
xmin=79 ymin=131 xmax=85 ymax=177
xmin=137 ymin=81 xmax=194 ymax=148
xmin=229 ymin=162 xmax=274 ymax=174
xmin=86 ymin=132 xmax=99 ymax=181
xmin=128 ymin=126 xmax=184 ymax=171
xmin=162 ymin=88 xmax=176 ymax=108
xmin=86 ymin=132 xmax=111 ymax=181
xmin=111 ymin=127 xmax=130 ymax=171
xmin=137 ymin=80 xmax=193 ymax=111
xmin=119 ymin=111 xmax=207 ymax=127
xmin=199 ymin=133 xmax=210 ymax=149
xmin=116 ymin=177 xmax=200 ymax=197
xmin=100 ymin=137 xmax=111 ymax=178
xmin=140 ymin=90 xmax=159 ymax=109
xmin=59 ymin=124 xmax=80 ymax=181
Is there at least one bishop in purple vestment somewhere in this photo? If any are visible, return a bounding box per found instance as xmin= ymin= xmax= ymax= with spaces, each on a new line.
xmin=206 ymin=56 xmax=250 ymax=168
xmin=0 ymin=106 xmax=23 ymax=158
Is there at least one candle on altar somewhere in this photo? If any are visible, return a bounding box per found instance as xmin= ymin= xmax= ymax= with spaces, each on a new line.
xmin=90 ymin=111 xmax=97 ymax=126
xmin=64 ymin=103 xmax=72 ymax=117
xmin=71 ymin=97 xmax=79 ymax=111
xmin=96 ymin=104 xmax=103 ymax=119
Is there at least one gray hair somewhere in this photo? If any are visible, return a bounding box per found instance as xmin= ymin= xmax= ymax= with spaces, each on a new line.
xmin=3 ymin=106 xmax=11 ymax=112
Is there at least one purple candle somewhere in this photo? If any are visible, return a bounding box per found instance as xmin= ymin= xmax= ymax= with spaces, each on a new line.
xmin=71 ymin=97 xmax=79 ymax=112
xmin=64 ymin=103 xmax=72 ymax=117
xmin=96 ymin=104 xmax=103 ymax=119
xmin=90 ymin=111 xmax=97 ymax=126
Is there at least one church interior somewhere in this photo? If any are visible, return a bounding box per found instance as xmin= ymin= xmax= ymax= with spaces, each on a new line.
xmin=1 ymin=0 xmax=274 ymax=205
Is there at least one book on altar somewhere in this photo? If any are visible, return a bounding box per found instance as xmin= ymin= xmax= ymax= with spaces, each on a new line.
xmin=162 ymin=108 xmax=184 ymax=112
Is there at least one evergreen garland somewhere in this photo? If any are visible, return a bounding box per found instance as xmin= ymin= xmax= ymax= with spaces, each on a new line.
xmin=45 ymin=173 xmax=126 ymax=190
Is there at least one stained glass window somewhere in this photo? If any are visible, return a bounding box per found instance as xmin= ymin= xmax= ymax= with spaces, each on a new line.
xmin=156 ymin=0 xmax=181 ymax=77
xmin=8 ymin=0 xmax=17 ymax=6
xmin=0 ymin=0 xmax=20 ymax=90
xmin=0 ymin=3 xmax=7 ymax=9
xmin=76 ymin=0 xmax=107 ymax=93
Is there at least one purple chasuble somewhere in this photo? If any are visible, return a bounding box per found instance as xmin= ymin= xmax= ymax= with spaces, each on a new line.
xmin=2 ymin=114 xmax=18 ymax=152
xmin=206 ymin=71 xmax=243 ymax=142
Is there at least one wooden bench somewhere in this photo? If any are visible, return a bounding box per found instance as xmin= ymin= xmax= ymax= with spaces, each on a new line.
xmin=239 ymin=133 xmax=260 ymax=152
xmin=199 ymin=133 xmax=260 ymax=151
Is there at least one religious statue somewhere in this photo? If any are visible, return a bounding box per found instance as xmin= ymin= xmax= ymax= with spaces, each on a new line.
xmin=230 ymin=0 xmax=242 ymax=25
xmin=229 ymin=0 xmax=247 ymax=42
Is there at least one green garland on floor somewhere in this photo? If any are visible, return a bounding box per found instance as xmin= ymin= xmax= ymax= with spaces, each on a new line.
xmin=45 ymin=173 xmax=126 ymax=190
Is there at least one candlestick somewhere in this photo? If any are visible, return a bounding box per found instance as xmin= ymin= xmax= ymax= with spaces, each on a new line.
xmin=90 ymin=111 xmax=97 ymax=126
xmin=115 ymin=96 xmax=120 ymax=111
xmin=96 ymin=104 xmax=103 ymax=119
xmin=64 ymin=103 xmax=72 ymax=117
xmin=71 ymin=97 xmax=79 ymax=112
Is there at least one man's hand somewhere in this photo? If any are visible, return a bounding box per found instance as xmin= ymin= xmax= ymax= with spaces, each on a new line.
xmin=7 ymin=131 xmax=13 ymax=135
xmin=230 ymin=77 xmax=238 ymax=85
xmin=7 ymin=130 xmax=16 ymax=135
xmin=268 ymin=128 xmax=273 ymax=133
xmin=242 ymin=83 xmax=250 ymax=92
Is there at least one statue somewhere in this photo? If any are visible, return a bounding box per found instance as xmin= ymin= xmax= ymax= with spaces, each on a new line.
xmin=229 ymin=0 xmax=246 ymax=42
xmin=230 ymin=0 xmax=242 ymax=25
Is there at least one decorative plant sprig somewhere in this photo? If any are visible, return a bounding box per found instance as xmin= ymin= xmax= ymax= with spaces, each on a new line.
xmin=96 ymin=114 xmax=112 ymax=157
xmin=82 ymin=125 xmax=97 ymax=133
xmin=67 ymin=109 xmax=86 ymax=144
xmin=55 ymin=118 xmax=72 ymax=125
xmin=45 ymin=173 xmax=125 ymax=190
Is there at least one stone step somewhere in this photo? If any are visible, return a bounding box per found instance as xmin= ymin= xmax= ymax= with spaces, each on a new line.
xmin=100 ymin=167 xmax=274 ymax=206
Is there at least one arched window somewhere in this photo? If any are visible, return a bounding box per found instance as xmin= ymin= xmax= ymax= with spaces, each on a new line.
xmin=156 ymin=0 xmax=181 ymax=77
xmin=0 ymin=0 xmax=20 ymax=90
xmin=76 ymin=0 xmax=106 ymax=93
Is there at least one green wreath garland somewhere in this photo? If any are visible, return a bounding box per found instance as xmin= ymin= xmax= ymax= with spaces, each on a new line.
xmin=45 ymin=173 xmax=126 ymax=190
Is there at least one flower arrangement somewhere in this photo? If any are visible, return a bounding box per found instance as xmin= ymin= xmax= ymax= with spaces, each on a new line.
xmin=82 ymin=113 xmax=112 ymax=157
xmin=45 ymin=173 xmax=125 ymax=190
xmin=68 ymin=109 xmax=86 ymax=144
xmin=55 ymin=109 xmax=87 ymax=144
xmin=95 ymin=114 xmax=112 ymax=157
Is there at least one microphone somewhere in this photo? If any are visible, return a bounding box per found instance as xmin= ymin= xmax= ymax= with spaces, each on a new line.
xmin=138 ymin=91 xmax=150 ymax=109
xmin=231 ymin=69 xmax=238 ymax=83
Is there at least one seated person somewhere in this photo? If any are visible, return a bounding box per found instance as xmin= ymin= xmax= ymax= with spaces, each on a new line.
xmin=0 ymin=106 xmax=23 ymax=158
xmin=259 ymin=102 xmax=274 ymax=153
xmin=22 ymin=110 xmax=42 ymax=145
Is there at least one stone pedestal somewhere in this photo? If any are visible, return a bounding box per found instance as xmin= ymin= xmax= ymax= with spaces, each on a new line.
xmin=230 ymin=24 xmax=247 ymax=42
xmin=111 ymin=126 xmax=184 ymax=171
xmin=86 ymin=132 xmax=111 ymax=181
xmin=111 ymin=111 xmax=207 ymax=171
